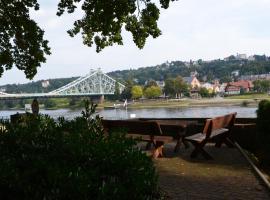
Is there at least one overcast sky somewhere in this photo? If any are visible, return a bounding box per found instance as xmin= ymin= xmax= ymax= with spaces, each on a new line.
xmin=1 ymin=0 xmax=270 ymax=85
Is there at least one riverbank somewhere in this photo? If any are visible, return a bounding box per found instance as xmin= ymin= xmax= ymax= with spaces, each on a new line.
xmin=101 ymin=98 xmax=260 ymax=109
xmin=1 ymin=94 xmax=268 ymax=111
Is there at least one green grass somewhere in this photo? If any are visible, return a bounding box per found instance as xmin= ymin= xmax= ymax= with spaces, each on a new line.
xmin=225 ymin=93 xmax=270 ymax=100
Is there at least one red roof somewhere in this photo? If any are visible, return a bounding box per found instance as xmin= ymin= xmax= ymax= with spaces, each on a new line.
xmin=227 ymin=80 xmax=253 ymax=89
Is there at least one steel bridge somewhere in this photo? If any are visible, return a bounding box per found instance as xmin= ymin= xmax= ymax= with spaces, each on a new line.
xmin=0 ymin=69 xmax=125 ymax=100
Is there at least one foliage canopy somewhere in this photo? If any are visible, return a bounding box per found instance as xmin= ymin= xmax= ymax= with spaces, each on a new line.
xmin=0 ymin=0 xmax=51 ymax=79
xmin=256 ymin=100 xmax=270 ymax=164
xmin=0 ymin=0 xmax=175 ymax=79
xmin=57 ymin=0 xmax=175 ymax=52
xmin=144 ymin=86 xmax=162 ymax=98
xmin=131 ymin=85 xmax=143 ymax=99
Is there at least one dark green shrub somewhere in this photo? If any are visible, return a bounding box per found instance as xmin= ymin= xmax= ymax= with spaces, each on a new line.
xmin=256 ymin=100 xmax=270 ymax=164
xmin=43 ymin=98 xmax=57 ymax=108
xmin=0 ymin=101 xmax=160 ymax=200
xmin=199 ymin=87 xmax=210 ymax=98
xmin=241 ymin=100 xmax=249 ymax=107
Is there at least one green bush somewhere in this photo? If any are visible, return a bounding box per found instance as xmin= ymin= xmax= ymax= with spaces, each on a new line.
xmin=241 ymin=100 xmax=249 ymax=107
xmin=256 ymin=100 xmax=270 ymax=164
xmin=0 ymin=101 xmax=161 ymax=200
xmin=43 ymin=98 xmax=57 ymax=108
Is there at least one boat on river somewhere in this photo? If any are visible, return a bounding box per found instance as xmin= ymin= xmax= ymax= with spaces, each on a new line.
xmin=104 ymin=100 xmax=128 ymax=109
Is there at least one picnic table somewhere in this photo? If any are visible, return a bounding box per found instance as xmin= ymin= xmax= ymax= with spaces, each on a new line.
xmin=146 ymin=120 xmax=198 ymax=152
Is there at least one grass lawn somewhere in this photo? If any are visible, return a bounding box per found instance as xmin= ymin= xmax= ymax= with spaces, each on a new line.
xmin=225 ymin=93 xmax=270 ymax=100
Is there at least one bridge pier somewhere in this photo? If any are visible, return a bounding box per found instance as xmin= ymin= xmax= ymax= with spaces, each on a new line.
xmin=99 ymin=95 xmax=104 ymax=104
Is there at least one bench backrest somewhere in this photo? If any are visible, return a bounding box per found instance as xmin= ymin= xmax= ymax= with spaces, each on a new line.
xmin=101 ymin=119 xmax=163 ymax=136
xmin=212 ymin=112 xmax=237 ymax=131
xmin=202 ymin=112 xmax=237 ymax=139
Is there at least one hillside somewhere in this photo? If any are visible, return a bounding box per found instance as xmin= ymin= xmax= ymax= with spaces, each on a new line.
xmin=108 ymin=56 xmax=270 ymax=84
xmin=1 ymin=55 xmax=270 ymax=93
xmin=0 ymin=77 xmax=78 ymax=94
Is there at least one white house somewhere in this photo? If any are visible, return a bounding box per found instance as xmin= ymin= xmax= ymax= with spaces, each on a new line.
xmin=236 ymin=53 xmax=247 ymax=60
xmin=42 ymin=80 xmax=50 ymax=88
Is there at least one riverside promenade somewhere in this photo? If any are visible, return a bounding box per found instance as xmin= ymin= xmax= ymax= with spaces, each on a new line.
xmin=154 ymin=143 xmax=270 ymax=200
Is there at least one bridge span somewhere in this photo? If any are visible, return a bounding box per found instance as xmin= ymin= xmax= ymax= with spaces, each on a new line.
xmin=0 ymin=69 xmax=125 ymax=100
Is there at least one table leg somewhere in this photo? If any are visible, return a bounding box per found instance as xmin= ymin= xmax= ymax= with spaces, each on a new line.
xmin=152 ymin=141 xmax=164 ymax=159
xmin=174 ymin=138 xmax=181 ymax=153
xmin=182 ymin=137 xmax=190 ymax=149
xmin=174 ymin=129 xmax=190 ymax=152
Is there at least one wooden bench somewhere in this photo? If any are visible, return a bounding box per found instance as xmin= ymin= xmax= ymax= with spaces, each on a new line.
xmin=101 ymin=119 xmax=173 ymax=158
xmin=185 ymin=112 xmax=237 ymax=159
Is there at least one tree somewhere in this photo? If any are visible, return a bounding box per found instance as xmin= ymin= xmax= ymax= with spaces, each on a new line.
xmin=254 ymin=55 xmax=267 ymax=61
xmin=43 ymin=99 xmax=56 ymax=108
xmin=1 ymin=1 xmax=175 ymax=79
xmin=220 ymin=76 xmax=232 ymax=84
xmin=69 ymin=97 xmax=78 ymax=106
xmin=174 ymin=76 xmax=188 ymax=97
xmin=121 ymin=79 xmax=134 ymax=100
xmin=145 ymin=79 xmax=158 ymax=89
xmin=113 ymin=82 xmax=121 ymax=100
xmin=240 ymin=87 xmax=245 ymax=95
xmin=131 ymin=85 xmax=143 ymax=99
xmin=253 ymin=80 xmax=270 ymax=93
xmin=164 ymin=78 xmax=175 ymax=97
xmin=199 ymin=87 xmax=210 ymax=98
xmin=0 ymin=0 xmax=51 ymax=79
xmin=144 ymin=86 xmax=161 ymax=99
xmin=57 ymin=0 xmax=175 ymax=52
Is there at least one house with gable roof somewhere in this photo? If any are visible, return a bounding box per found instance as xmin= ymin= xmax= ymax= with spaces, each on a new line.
xmin=183 ymin=72 xmax=201 ymax=89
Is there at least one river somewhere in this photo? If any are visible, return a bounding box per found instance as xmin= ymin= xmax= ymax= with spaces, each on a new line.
xmin=0 ymin=106 xmax=257 ymax=120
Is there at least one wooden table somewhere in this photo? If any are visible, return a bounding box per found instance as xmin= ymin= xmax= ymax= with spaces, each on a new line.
xmin=152 ymin=120 xmax=198 ymax=152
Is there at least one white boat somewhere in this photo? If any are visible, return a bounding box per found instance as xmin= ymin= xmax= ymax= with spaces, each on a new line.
xmin=25 ymin=104 xmax=31 ymax=113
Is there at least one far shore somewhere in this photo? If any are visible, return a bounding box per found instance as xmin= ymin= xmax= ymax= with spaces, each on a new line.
xmin=100 ymin=97 xmax=261 ymax=109
xmin=1 ymin=94 xmax=269 ymax=111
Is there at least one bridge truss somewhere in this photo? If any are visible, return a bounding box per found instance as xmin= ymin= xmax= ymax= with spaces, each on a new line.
xmin=49 ymin=69 xmax=125 ymax=96
xmin=0 ymin=69 xmax=125 ymax=100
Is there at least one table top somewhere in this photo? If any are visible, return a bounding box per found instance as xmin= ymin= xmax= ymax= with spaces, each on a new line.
xmin=153 ymin=120 xmax=198 ymax=128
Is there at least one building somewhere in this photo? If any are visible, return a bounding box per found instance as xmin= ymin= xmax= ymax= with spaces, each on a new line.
xmin=225 ymin=85 xmax=241 ymax=95
xmin=219 ymin=83 xmax=227 ymax=93
xmin=156 ymin=81 xmax=165 ymax=88
xmin=0 ymin=87 xmax=6 ymax=92
xmin=201 ymin=83 xmax=214 ymax=92
xmin=41 ymin=80 xmax=50 ymax=88
xmin=183 ymin=76 xmax=201 ymax=89
xmin=236 ymin=53 xmax=247 ymax=60
xmin=248 ymin=55 xmax=255 ymax=61
xmin=231 ymin=70 xmax=240 ymax=77
xmin=225 ymin=80 xmax=253 ymax=95
xmin=183 ymin=72 xmax=201 ymax=89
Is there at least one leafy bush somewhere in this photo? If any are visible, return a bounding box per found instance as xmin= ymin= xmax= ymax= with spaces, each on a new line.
xmin=241 ymin=100 xmax=249 ymax=107
xmin=256 ymin=100 xmax=270 ymax=164
xmin=0 ymin=101 xmax=161 ymax=200
xmin=43 ymin=98 xmax=57 ymax=108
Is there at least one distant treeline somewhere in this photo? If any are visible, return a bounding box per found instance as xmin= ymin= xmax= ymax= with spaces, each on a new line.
xmin=108 ymin=55 xmax=270 ymax=84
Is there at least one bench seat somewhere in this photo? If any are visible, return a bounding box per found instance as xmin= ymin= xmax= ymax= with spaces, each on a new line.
xmin=185 ymin=128 xmax=229 ymax=142
xmin=184 ymin=113 xmax=237 ymax=159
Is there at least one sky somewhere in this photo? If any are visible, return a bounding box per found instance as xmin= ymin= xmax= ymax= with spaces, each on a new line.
xmin=1 ymin=0 xmax=270 ymax=85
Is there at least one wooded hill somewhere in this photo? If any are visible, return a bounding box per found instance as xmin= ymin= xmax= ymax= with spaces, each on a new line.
xmin=0 ymin=77 xmax=78 ymax=94
xmin=1 ymin=55 xmax=270 ymax=93
xmin=108 ymin=55 xmax=270 ymax=85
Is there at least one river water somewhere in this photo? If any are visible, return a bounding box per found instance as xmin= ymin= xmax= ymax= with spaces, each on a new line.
xmin=0 ymin=106 xmax=257 ymax=120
